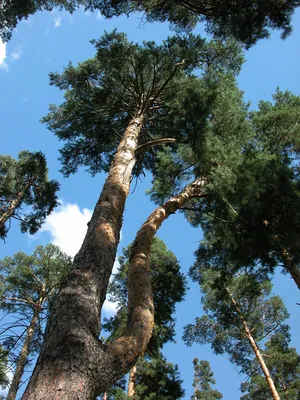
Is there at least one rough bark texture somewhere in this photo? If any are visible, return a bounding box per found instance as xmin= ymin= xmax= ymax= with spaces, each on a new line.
xmin=22 ymin=116 xmax=144 ymax=400
xmin=230 ymin=296 xmax=280 ymax=400
xmin=22 ymin=146 xmax=204 ymax=398
xmin=127 ymin=365 xmax=137 ymax=397
xmin=7 ymin=309 xmax=39 ymax=400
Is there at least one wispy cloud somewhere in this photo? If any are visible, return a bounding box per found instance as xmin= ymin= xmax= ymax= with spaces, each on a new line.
xmin=54 ymin=16 xmax=62 ymax=28
xmin=10 ymin=47 xmax=23 ymax=61
xmin=0 ymin=40 xmax=9 ymax=72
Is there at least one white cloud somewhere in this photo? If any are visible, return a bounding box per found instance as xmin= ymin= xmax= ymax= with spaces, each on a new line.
xmin=10 ymin=48 xmax=22 ymax=61
xmin=41 ymin=202 xmax=91 ymax=257
xmin=41 ymin=202 xmax=119 ymax=316
xmin=54 ymin=16 xmax=62 ymax=28
xmin=0 ymin=40 xmax=9 ymax=72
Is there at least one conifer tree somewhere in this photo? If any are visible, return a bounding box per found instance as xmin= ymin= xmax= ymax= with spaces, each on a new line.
xmin=22 ymin=32 xmax=242 ymax=399
xmin=1 ymin=0 xmax=299 ymax=47
xmin=183 ymin=271 xmax=289 ymax=400
xmin=192 ymin=359 xmax=222 ymax=400
xmin=241 ymin=332 xmax=300 ymax=400
xmin=0 ymin=244 xmax=71 ymax=400
xmin=0 ymin=151 xmax=59 ymax=240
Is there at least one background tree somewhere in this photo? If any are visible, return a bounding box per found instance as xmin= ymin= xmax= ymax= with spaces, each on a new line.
xmin=183 ymin=271 xmax=289 ymax=400
xmin=189 ymin=90 xmax=300 ymax=291
xmin=1 ymin=0 xmax=300 ymax=47
xmin=241 ymin=331 xmax=300 ymax=400
xmin=22 ymin=31 xmax=243 ymax=400
xmin=0 ymin=244 xmax=72 ymax=400
xmin=0 ymin=151 xmax=59 ymax=240
xmin=191 ymin=359 xmax=222 ymax=400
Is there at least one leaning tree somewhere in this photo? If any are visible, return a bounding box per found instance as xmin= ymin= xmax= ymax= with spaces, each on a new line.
xmin=0 ymin=151 xmax=59 ymax=240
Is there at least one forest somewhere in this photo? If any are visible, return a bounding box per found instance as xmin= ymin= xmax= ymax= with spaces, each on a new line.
xmin=0 ymin=1 xmax=300 ymax=399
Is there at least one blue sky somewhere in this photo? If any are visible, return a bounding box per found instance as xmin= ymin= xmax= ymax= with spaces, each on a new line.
xmin=0 ymin=6 xmax=300 ymax=399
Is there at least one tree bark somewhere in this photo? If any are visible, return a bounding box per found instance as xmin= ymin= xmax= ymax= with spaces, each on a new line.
xmin=22 ymin=116 xmax=144 ymax=400
xmin=230 ymin=296 xmax=281 ymax=400
xmin=127 ymin=365 xmax=137 ymax=398
xmin=7 ymin=308 xmax=39 ymax=400
xmin=282 ymin=251 xmax=300 ymax=290
xmin=22 ymin=165 xmax=204 ymax=398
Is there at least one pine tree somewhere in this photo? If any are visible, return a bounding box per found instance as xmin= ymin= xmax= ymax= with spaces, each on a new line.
xmin=241 ymin=332 xmax=300 ymax=400
xmin=1 ymin=0 xmax=299 ymax=47
xmin=22 ymin=31 xmax=242 ymax=399
xmin=0 ymin=244 xmax=72 ymax=400
xmin=183 ymin=271 xmax=289 ymax=400
xmin=192 ymin=359 xmax=222 ymax=400
xmin=0 ymin=151 xmax=59 ymax=240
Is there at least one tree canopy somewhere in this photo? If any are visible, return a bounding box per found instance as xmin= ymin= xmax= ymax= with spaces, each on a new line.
xmin=192 ymin=359 xmax=222 ymax=400
xmin=0 ymin=151 xmax=59 ymax=240
xmin=1 ymin=0 xmax=300 ymax=47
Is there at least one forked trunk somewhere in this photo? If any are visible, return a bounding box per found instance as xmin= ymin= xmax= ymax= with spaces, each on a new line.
xmin=127 ymin=365 xmax=137 ymax=397
xmin=230 ymin=296 xmax=280 ymax=400
xmin=22 ymin=116 xmax=144 ymax=400
xmin=7 ymin=308 xmax=39 ymax=400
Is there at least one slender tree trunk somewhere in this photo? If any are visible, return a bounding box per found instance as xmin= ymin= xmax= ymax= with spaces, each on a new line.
xmin=102 ymin=392 xmax=107 ymax=400
xmin=22 ymin=116 xmax=144 ymax=400
xmin=127 ymin=365 xmax=137 ymax=397
xmin=0 ymin=183 xmax=30 ymax=231
xmin=230 ymin=296 xmax=281 ymax=400
xmin=7 ymin=308 xmax=39 ymax=400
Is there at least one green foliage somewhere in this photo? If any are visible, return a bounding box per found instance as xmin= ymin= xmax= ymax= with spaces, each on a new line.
xmin=241 ymin=332 xmax=300 ymax=399
xmin=192 ymin=359 xmax=222 ymax=400
xmin=42 ymin=30 xmax=243 ymax=177
xmin=0 ymin=244 xmax=72 ymax=378
xmin=1 ymin=0 xmax=299 ymax=47
xmin=0 ymin=151 xmax=59 ymax=239
xmin=189 ymin=89 xmax=300 ymax=284
xmin=103 ymin=237 xmax=187 ymax=354
xmin=183 ymin=270 xmax=289 ymax=376
xmin=132 ymin=355 xmax=184 ymax=400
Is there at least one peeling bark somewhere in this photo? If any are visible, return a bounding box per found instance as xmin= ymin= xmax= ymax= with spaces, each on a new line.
xmin=22 ymin=116 xmax=144 ymax=400
xmin=230 ymin=296 xmax=280 ymax=400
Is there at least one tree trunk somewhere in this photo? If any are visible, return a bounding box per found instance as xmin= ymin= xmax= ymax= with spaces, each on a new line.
xmin=22 ymin=173 xmax=204 ymax=399
xmin=102 ymin=392 xmax=107 ymax=400
xmin=230 ymin=296 xmax=281 ymax=400
xmin=7 ymin=308 xmax=39 ymax=400
xmin=22 ymin=116 xmax=144 ymax=400
xmin=282 ymin=252 xmax=300 ymax=290
xmin=0 ymin=183 xmax=30 ymax=231
xmin=127 ymin=365 xmax=137 ymax=398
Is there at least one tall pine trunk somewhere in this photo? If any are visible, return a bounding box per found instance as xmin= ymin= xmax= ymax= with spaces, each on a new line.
xmin=22 ymin=116 xmax=144 ymax=400
xmin=230 ymin=296 xmax=280 ymax=400
xmin=7 ymin=307 xmax=39 ymax=400
xmin=282 ymin=252 xmax=300 ymax=290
